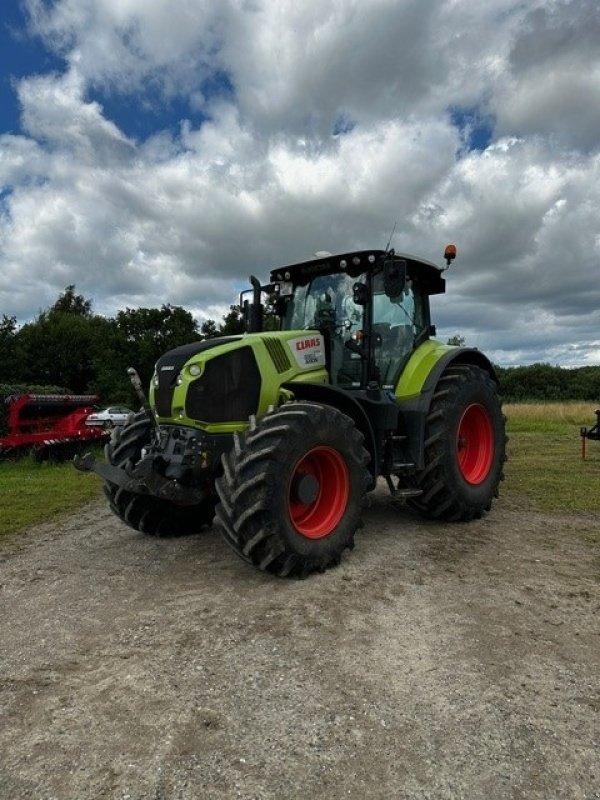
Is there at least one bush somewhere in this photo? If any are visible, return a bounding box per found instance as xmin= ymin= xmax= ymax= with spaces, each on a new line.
xmin=496 ymin=364 xmax=600 ymax=403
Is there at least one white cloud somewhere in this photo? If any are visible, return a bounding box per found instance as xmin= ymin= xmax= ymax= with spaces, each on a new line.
xmin=25 ymin=0 xmax=224 ymax=99
xmin=18 ymin=68 xmax=135 ymax=163
xmin=0 ymin=0 xmax=598 ymax=366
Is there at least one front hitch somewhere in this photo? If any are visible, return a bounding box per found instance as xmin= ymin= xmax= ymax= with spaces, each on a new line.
xmin=73 ymin=452 xmax=207 ymax=505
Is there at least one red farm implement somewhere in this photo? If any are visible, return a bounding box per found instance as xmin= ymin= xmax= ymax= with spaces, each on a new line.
xmin=0 ymin=394 xmax=109 ymax=462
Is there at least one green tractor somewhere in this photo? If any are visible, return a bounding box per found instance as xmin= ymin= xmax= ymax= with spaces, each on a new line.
xmin=76 ymin=246 xmax=506 ymax=577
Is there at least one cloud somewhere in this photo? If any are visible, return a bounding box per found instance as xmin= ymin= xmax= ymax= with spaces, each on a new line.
xmin=0 ymin=0 xmax=598 ymax=367
xmin=17 ymin=68 xmax=135 ymax=163
xmin=24 ymin=0 xmax=225 ymax=100
xmin=494 ymin=0 xmax=600 ymax=152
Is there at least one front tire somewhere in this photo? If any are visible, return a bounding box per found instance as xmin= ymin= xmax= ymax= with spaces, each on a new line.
xmin=215 ymin=402 xmax=370 ymax=577
xmin=410 ymin=364 xmax=506 ymax=521
xmin=104 ymin=411 xmax=216 ymax=536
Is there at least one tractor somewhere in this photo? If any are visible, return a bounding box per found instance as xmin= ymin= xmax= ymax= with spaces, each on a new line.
xmin=75 ymin=246 xmax=506 ymax=577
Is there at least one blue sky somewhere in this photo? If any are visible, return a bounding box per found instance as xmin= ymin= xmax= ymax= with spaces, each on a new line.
xmin=1 ymin=0 xmax=599 ymax=366
xmin=0 ymin=1 xmax=217 ymax=138
xmin=1 ymin=2 xmax=51 ymax=134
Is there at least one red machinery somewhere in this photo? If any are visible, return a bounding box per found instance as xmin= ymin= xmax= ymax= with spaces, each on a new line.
xmin=0 ymin=394 xmax=109 ymax=461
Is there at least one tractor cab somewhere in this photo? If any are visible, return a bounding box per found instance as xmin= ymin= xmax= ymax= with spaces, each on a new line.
xmin=266 ymin=249 xmax=446 ymax=391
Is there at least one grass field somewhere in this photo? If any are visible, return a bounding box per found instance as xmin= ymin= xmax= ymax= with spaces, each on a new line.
xmin=504 ymin=402 xmax=600 ymax=514
xmin=0 ymin=453 xmax=104 ymax=537
xmin=0 ymin=403 xmax=598 ymax=537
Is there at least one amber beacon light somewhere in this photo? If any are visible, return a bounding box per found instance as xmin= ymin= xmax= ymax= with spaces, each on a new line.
xmin=444 ymin=244 xmax=457 ymax=267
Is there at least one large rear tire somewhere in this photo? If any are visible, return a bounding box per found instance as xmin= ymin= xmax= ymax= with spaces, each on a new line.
xmin=104 ymin=411 xmax=216 ymax=536
xmin=215 ymin=402 xmax=370 ymax=577
xmin=410 ymin=364 xmax=506 ymax=521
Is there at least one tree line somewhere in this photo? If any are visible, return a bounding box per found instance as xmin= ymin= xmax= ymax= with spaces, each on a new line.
xmin=1 ymin=287 xmax=598 ymax=432
xmin=494 ymin=364 xmax=600 ymax=403
xmin=0 ymin=286 xmax=245 ymax=418
xmin=447 ymin=335 xmax=599 ymax=402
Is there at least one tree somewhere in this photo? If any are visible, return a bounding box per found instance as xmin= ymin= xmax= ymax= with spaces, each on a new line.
xmin=88 ymin=315 xmax=134 ymax=404
xmin=115 ymin=305 xmax=200 ymax=384
xmin=49 ymin=285 xmax=93 ymax=317
xmin=200 ymin=319 xmax=218 ymax=339
xmin=16 ymin=312 xmax=97 ymax=393
xmin=0 ymin=315 xmax=18 ymax=382
xmin=12 ymin=287 xmax=98 ymax=391
xmin=219 ymin=305 xmax=245 ymax=336
xmin=9 ymin=286 xmax=119 ymax=396
xmin=203 ymin=302 xmax=279 ymax=337
xmin=496 ymin=364 xmax=600 ymax=402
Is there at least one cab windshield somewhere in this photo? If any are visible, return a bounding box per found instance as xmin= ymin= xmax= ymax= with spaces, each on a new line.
xmin=283 ymin=273 xmax=365 ymax=332
xmin=282 ymin=270 xmax=427 ymax=389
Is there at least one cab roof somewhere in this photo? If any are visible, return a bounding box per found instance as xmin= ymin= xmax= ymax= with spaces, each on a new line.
xmin=269 ymin=249 xmax=446 ymax=294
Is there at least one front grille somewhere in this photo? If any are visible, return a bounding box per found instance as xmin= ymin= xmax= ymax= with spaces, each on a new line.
xmin=154 ymin=336 xmax=243 ymax=418
xmin=185 ymin=347 xmax=261 ymax=423
xmin=262 ymin=337 xmax=292 ymax=374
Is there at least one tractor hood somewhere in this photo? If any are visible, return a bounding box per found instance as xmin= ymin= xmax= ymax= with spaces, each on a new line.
xmin=150 ymin=332 xmax=329 ymax=432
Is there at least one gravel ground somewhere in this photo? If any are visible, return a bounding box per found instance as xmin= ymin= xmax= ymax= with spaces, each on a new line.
xmin=0 ymin=486 xmax=598 ymax=800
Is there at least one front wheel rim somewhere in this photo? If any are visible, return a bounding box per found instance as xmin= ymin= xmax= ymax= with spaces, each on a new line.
xmin=456 ymin=404 xmax=494 ymax=485
xmin=288 ymin=446 xmax=349 ymax=539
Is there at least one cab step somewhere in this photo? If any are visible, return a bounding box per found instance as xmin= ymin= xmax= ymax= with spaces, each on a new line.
xmin=384 ymin=474 xmax=423 ymax=497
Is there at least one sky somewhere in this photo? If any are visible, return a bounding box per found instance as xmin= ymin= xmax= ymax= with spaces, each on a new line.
xmin=0 ymin=0 xmax=599 ymax=367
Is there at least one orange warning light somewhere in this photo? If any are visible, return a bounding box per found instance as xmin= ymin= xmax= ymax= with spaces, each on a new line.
xmin=444 ymin=244 xmax=457 ymax=266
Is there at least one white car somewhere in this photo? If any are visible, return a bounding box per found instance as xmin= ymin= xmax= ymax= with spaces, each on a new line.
xmin=85 ymin=406 xmax=134 ymax=428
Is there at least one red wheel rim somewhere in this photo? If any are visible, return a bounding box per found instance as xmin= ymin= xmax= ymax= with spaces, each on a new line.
xmin=456 ymin=404 xmax=494 ymax=485
xmin=288 ymin=446 xmax=349 ymax=539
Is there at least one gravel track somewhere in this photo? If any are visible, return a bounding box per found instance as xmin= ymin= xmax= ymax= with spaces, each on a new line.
xmin=1 ymin=487 xmax=598 ymax=799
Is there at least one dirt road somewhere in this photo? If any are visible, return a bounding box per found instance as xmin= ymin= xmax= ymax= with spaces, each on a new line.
xmin=1 ymin=487 xmax=598 ymax=799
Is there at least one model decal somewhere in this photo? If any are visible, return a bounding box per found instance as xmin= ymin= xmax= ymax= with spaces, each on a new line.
xmin=288 ymin=335 xmax=326 ymax=369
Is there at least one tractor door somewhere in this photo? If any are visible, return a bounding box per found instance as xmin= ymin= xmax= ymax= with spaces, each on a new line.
xmin=371 ymin=272 xmax=427 ymax=389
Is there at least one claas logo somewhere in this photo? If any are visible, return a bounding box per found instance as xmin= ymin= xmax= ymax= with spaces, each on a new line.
xmin=296 ymin=338 xmax=321 ymax=351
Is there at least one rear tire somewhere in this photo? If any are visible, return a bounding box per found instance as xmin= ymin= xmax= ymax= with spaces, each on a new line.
xmin=215 ymin=402 xmax=370 ymax=577
xmin=104 ymin=411 xmax=216 ymax=537
xmin=410 ymin=364 xmax=506 ymax=521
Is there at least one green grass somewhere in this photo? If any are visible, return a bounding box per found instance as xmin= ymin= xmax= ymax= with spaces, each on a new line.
xmin=0 ymin=455 xmax=103 ymax=537
xmin=0 ymin=403 xmax=598 ymax=538
xmin=504 ymin=402 xmax=600 ymax=513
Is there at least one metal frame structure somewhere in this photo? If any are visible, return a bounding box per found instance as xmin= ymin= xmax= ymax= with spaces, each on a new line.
xmin=580 ymin=409 xmax=600 ymax=459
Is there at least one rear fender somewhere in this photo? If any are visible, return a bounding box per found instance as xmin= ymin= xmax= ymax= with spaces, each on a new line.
xmin=395 ymin=343 xmax=498 ymax=470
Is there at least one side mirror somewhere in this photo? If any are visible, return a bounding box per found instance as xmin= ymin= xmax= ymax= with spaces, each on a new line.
xmin=353 ymin=282 xmax=369 ymax=306
xmin=268 ymin=280 xmax=293 ymax=318
xmin=383 ymin=259 xmax=406 ymax=298
xmin=273 ymin=297 xmax=287 ymax=316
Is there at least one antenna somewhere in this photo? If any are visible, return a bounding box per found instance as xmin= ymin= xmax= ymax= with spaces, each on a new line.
xmin=385 ymin=221 xmax=397 ymax=252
